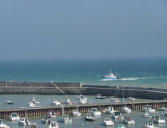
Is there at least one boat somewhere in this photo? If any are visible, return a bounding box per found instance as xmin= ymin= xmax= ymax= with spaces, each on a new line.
xmin=142 ymin=121 xmax=159 ymax=128
xmin=77 ymin=95 xmax=87 ymax=104
xmin=103 ymin=106 xmax=115 ymax=114
xmin=6 ymin=100 xmax=13 ymax=105
xmin=60 ymin=115 xmax=72 ymax=124
xmin=102 ymin=72 xmax=117 ymax=81
xmin=85 ymin=115 xmax=97 ymax=121
xmin=104 ymin=118 xmax=114 ymax=126
xmin=51 ymin=99 xmax=61 ymax=106
xmin=111 ymin=96 xmax=120 ymax=103
xmin=123 ymin=116 xmax=135 ymax=125
xmin=9 ymin=113 xmax=20 ymax=121
xmin=18 ymin=117 xmax=31 ymax=126
xmin=159 ymin=106 xmax=167 ymax=111
xmin=0 ymin=119 xmax=10 ymax=128
xmin=41 ymin=118 xmax=50 ymax=124
xmin=72 ymin=109 xmax=81 ymax=117
xmin=27 ymin=101 xmax=36 ymax=107
xmin=47 ymin=112 xmax=56 ymax=118
xmin=63 ymin=98 xmax=73 ymax=105
xmin=95 ymin=94 xmax=106 ymax=99
xmin=152 ymin=115 xmax=166 ymax=124
xmin=112 ymin=111 xmax=123 ymax=120
xmin=29 ymin=97 xmax=40 ymax=104
xmin=89 ymin=108 xmax=101 ymax=116
xmin=143 ymin=105 xmax=155 ymax=113
xmin=143 ymin=111 xmax=152 ymax=118
xmin=117 ymin=124 xmax=126 ymax=128
xmin=121 ymin=106 xmax=132 ymax=114
xmin=49 ymin=121 xmax=59 ymax=128
xmin=128 ymin=97 xmax=136 ymax=101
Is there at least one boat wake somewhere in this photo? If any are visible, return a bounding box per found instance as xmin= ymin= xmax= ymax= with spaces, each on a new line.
xmin=100 ymin=76 xmax=167 ymax=81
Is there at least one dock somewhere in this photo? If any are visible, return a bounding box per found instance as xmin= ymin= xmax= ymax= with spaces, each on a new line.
xmin=0 ymin=100 xmax=167 ymax=119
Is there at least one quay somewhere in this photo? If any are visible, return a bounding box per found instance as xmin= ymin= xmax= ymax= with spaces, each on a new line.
xmin=0 ymin=100 xmax=167 ymax=119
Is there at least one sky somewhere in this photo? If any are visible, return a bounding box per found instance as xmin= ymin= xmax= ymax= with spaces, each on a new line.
xmin=0 ymin=0 xmax=167 ymax=60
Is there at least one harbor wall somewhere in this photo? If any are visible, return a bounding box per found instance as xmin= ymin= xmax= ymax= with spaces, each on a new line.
xmin=0 ymin=82 xmax=167 ymax=99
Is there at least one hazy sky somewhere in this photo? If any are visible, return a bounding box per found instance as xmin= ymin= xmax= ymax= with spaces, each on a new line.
xmin=0 ymin=0 xmax=167 ymax=60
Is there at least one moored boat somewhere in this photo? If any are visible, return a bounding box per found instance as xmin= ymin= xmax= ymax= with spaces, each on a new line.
xmin=104 ymin=118 xmax=114 ymax=126
xmin=85 ymin=115 xmax=97 ymax=121
xmin=0 ymin=119 xmax=10 ymax=128
xmin=60 ymin=115 xmax=72 ymax=124
xmin=89 ymin=108 xmax=101 ymax=116
xmin=123 ymin=116 xmax=135 ymax=125
xmin=95 ymin=94 xmax=106 ymax=99
xmin=18 ymin=117 xmax=31 ymax=126
xmin=48 ymin=112 xmax=56 ymax=118
xmin=142 ymin=121 xmax=158 ymax=128
xmin=49 ymin=121 xmax=59 ymax=128
xmin=103 ymin=106 xmax=115 ymax=114
xmin=9 ymin=113 xmax=20 ymax=121
xmin=72 ymin=109 xmax=81 ymax=117
xmin=153 ymin=115 xmax=166 ymax=124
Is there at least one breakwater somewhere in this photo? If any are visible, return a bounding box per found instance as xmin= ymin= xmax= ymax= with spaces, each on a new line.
xmin=0 ymin=81 xmax=167 ymax=99
xmin=0 ymin=100 xmax=167 ymax=119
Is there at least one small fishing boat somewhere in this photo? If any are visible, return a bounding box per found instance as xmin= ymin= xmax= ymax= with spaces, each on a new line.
xmin=121 ymin=106 xmax=132 ymax=114
xmin=85 ymin=115 xmax=97 ymax=121
xmin=128 ymin=97 xmax=136 ymax=101
xmin=0 ymin=119 xmax=10 ymax=128
xmin=143 ymin=105 xmax=155 ymax=113
xmin=89 ymin=108 xmax=101 ymax=116
xmin=29 ymin=97 xmax=40 ymax=104
xmin=123 ymin=116 xmax=135 ymax=125
xmin=142 ymin=121 xmax=158 ymax=128
xmin=95 ymin=94 xmax=106 ymax=99
xmin=18 ymin=117 xmax=31 ymax=126
xmin=112 ymin=111 xmax=123 ymax=120
xmin=111 ymin=96 xmax=120 ymax=103
xmin=103 ymin=106 xmax=115 ymax=114
xmin=48 ymin=112 xmax=56 ymax=118
xmin=51 ymin=99 xmax=61 ymax=106
xmin=153 ymin=115 xmax=166 ymax=124
xmin=72 ymin=109 xmax=81 ymax=117
xmin=41 ymin=118 xmax=50 ymax=124
xmin=9 ymin=113 xmax=20 ymax=121
xmin=6 ymin=100 xmax=13 ymax=105
xmin=27 ymin=101 xmax=36 ymax=107
xmin=143 ymin=111 xmax=152 ymax=118
xmin=60 ymin=115 xmax=72 ymax=124
xmin=78 ymin=95 xmax=87 ymax=104
xmin=104 ymin=118 xmax=114 ymax=126
xmin=49 ymin=121 xmax=59 ymax=128
xmin=117 ymin=124 xmax=126 ymax=128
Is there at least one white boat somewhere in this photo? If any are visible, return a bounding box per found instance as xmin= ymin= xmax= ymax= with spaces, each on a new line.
xmin=49 ymin=121 xmax=59 ymax=128
xmin=103 ymin=106 xmax=115 ymax=114
xmin=153 ymin=115 xmax=166 ymax=124
xmin=51 ymin=99 xmax=61 ymax=106
xmin=159 ymin=106 xmax=167 ymax=111
xmin=9 ymin=113 xmax=20 ymax=121
xmin=102 ymin=72 xmax=117 ymax=81
xmin=112 ymin=111 xmax=123 ymax=120
xmin=63 ymin=98 xmax=73 ymax=105
xmin=85 ymin=115 xmax=97 ymax=121
xmin=29 ymin=97 xmax=40 ymax=104
xmin=104 ymin=118 xmax=114 ymax=126
xmin=0 ymin=119 xmax=10 ymax=128
xmin=89 ymin=108 xmax=101 ymax=116
xmin=48 ymin=112 xmax=56 ymax=118
xmin=27 ymin=101 xmax=36 ymax=107
xmin=72 ymin=109 xmax=81 ymax=117
xmin=142 ymin=121 xmax=159 ymax=128
xmin=123 ymin=116 xmax=135 ymax=125
xmin=144 ymin=111 xmax=152 ymax=118
xmin=77 ymin=95 xmax=87 ymax=104
xmin=121 ymin=106 xmax=132 ymax=114
xmin=60 ymin=115 xmax=72 ymax=124
xmin=18 ymin=117 xmax=31 ymax=126
xmin=6 ymin=100 xmax=13 ymax=104
xmin=111 ymin=97 xmax=120 ymax=103
xmin=143 ymin=105 xmax=155 ymax=113
xmin=95 ymin=94 xmax=106 ymax=99
xmin=117 ymin=124 xmax=126 ymax=128
xmin=128 ymin=97 xmax=136 ymax=101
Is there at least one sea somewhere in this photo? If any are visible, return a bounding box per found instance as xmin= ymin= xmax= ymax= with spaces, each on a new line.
xmin=0 ymin=58 xmax=167 ymax=128
xmin=0 ymin=58 xmax=167 ymax=88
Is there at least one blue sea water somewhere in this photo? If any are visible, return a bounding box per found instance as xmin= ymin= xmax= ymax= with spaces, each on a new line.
xmin=0 ymin=58 xmax=167 ymax=88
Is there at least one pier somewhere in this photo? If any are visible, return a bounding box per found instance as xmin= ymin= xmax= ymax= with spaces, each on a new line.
xmin=0 ymin=100 xmax=167 ymax=119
